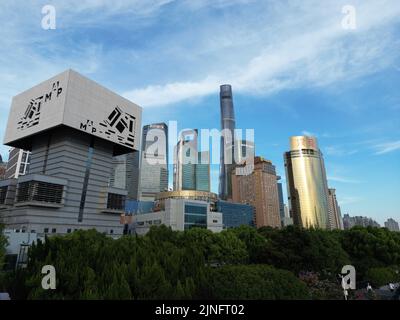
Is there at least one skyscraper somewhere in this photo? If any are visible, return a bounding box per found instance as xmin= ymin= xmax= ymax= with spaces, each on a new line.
xmin=232 ymin=156 xmax=281 ymax=228
xmin=196 ymin=151 xmax=210 ymax=192
xmin=219 ymin=84 xmax=236 ymax=200
xmin=174 ymin=130 xmax=210 ymax=192
xmin=110 ymin=151 xmax=140 ymax=200
xmin=384 ymin=218 xmax=399 ymax=232
xmin=4 ymin=148 xmax=31 ymax=179
xmin=284 ymin=136 xmax=330 ymax=229
xmin=327 ymin=188 xmax=343 ymax=230
xmin=277 ymin=178 xmax=285 ymax=227
xmin=138 ymin=123 xmax=168 ymax=201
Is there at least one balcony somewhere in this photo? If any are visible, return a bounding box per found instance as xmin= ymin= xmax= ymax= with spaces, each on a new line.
xmin=14 ymin=174 xmax=68 ymax=208
xmin=100 ymin=187 xmax=127 ymax=214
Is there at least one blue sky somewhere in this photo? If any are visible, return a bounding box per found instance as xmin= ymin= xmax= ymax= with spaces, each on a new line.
xmin=0 ymin=0 xmax=399 ymax=224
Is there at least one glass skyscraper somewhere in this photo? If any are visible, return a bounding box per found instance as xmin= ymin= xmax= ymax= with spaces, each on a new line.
xmin=174 ymin=130 xmax=210 ymax=192
xmin=138 ymin=123 xmax=168 ymax=201
xmin=284 ymin=136 xmax=330 ymax=229
xmin=219 ymin=84 xmax=236 ymax=200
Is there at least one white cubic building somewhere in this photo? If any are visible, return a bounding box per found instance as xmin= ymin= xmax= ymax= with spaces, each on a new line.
xmin=0 ymin=69 xmax=142 ymax=236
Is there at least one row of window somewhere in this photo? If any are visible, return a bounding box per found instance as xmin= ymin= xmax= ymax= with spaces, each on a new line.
xmin=136 ymin=219 xmax=162 ymax=226
xmin=13 ymin=228 xmax=116 ymax=235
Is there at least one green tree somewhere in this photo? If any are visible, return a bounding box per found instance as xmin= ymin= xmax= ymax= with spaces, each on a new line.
xmin=366 ymin=267 xmax=400 ymax=287
xmin=203 ymin=264 xmax=310 ymax=300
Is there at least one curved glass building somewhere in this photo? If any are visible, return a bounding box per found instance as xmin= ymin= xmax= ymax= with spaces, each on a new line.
xmin=284 ymin=136 xmax=330 ymax=229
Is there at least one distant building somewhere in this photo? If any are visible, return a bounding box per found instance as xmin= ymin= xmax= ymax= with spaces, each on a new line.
xmin=0 ymin=155 xmax=6 ymax=180
xmin=131 ymin=198 xmax=223 ymax=235
xmin=342 ymin=214 xmax=380 ymax=229
xmin=327 ymin=188 xmax=343 ymax=230
xmin=282 ymin=204 xmax=293 ymax=227
xmin=284 ymin=136 xmax=330 ymax=229
xmin=232 ymin=156 xmax=281 ymax=228
xmin=384 ymin=218 xmax=399 ymax=232
xmin=216 ymin=200 xmax=254 ymax=229
xmin=277 ymin=179 xmax=285 ymax=227
xmin=4 ymin=148 xmax=31 ymax=179
xmin=110 ymin=151 xmax=140 ymax=200
xmin=138 ymin=123 xmax=168 ymax=201
xmin=173 ymin=130 xmax=210 ymax=192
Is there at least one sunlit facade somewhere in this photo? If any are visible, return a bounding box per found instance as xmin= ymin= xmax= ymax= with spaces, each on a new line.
xmin=284 ymin=136 xmax=330 ymax=229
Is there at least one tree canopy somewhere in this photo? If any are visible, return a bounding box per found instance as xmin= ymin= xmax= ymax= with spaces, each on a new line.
xmin=1 ymin=224 xmax=399 ymax=300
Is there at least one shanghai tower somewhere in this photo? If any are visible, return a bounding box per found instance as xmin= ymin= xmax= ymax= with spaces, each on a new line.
xmin=219 ymin=84 xmax=236 ymax=200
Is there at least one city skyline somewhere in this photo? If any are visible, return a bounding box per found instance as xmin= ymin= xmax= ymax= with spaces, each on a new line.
xmin=0 ymin=0 xmax=399 ymax=225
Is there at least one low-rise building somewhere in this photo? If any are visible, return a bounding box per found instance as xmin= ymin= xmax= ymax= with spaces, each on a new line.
xmin=131 ymin=198 xmax=223 ymax=235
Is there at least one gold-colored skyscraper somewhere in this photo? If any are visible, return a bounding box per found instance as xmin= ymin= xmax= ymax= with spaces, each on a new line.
xmin=284 ymin=136 xmax=330 ymax=229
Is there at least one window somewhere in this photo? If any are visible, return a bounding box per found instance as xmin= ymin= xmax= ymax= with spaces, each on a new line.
xmin=52 ymin=228 xmax=56 ymax=233
xmin=31 ymin=230 xmax=36 ymax=233
xmin=184 ymin=215 xmax=207 ymax=224
xmin=154 ymin=219 xmax=162 ymax=225
xmin=137 ymin=221 xmax=144 ymax=226
xmin=110 ymin=229 xmax=114 ymax=234
xmin=44 ymin=228 xmax=49 ymax=234
xmin=184 ymin=204 xmax=207 ymax=215
xmin=16 ymin=181 xmax=63 ymax=204
xmin=67 ymin=229 xmax=72 ymax=234
xmin=213 ymin=220 xmax=218 ymax=223
xmin=107 ymin=193 xmax=126 ymax=211
xmin=0 ymin=186 xmax=7 ymax=205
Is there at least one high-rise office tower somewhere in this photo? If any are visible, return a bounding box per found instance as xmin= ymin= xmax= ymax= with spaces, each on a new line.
xmin=219 ymin=84 xmax=236 ymax=200
xmin=384 ymin=218 xmax=399 ymax=232
xmin=4 ymin=148 xmax=31 ymax=179
xmin=327 ymin=188 xmax=343 ymax=230
xmin=138 ymin=123 xmax=168 ymax=201
xmin=277 ymin=179 xmax=285 ymax=227
xmin=284 ymin=136 xmax=330 ymax=229
xmin=174 ymin=130 xmax=210 ymax=192
xmin=237 ymin=139 xmax=255 ymax=165
xmin=232 ymin=156 xmax=281 ymax=228
xmin=110 ymin=151 xmax=140 ymax=200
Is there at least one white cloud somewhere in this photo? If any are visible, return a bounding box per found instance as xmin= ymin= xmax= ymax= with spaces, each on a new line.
xmin=373 ymin=140 xmax=400 ymax=155
xmin=338 ymin=196 xmax=362 ymax=205
xmin=301 ymin=130 xmax=317 ymax=137
xmin=324 ymin=146 xmax=358 ymax=156
xmin=328 ymin=175 xmax=361 ymax=184
xmin=122 ymin=0 xmax=400 ymax=107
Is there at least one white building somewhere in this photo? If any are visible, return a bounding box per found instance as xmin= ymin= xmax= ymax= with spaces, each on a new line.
xmin=132 ymin=198 xmax=223 ymax=235
xmin=2 ymin=229 xmax=43 ymax=269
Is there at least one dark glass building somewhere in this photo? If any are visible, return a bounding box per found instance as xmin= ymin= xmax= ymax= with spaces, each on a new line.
xmin=216 ymin=200 xmax=254 ymax=229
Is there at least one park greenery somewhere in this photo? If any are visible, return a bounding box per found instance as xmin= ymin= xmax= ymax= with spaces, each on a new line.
xmin=1 ymin=224 xmax=400 ymax=300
